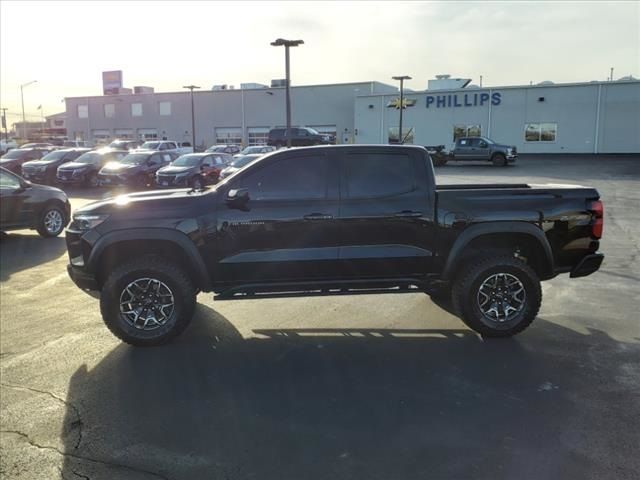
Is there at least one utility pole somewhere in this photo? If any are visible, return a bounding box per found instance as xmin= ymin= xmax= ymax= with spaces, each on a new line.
xmin=183 ymin=85 xmax=200 ymax=150
xmin=20 ymin=80 xmax=37 ymax=140
xmin=271 ymin=38 xmax=304 ymax=148
xmin=392 ymin=75 xmax=411 ymax=144
xmin=1 ymin=108 xmax=8 ymax=141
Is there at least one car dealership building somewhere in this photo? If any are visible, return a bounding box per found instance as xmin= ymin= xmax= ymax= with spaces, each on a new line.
xmin=64 ymin=75 xmax=640 ymax=153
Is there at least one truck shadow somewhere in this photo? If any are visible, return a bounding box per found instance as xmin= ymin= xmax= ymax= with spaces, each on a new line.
xmin=0 ymin=233 xmax=66 ymax=282
xmin=59 ymin=304 xmax=640 ymax=479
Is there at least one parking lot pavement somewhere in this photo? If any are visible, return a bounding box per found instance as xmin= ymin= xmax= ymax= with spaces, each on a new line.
xmin=1 ymin=156 xmax=639 ymax=480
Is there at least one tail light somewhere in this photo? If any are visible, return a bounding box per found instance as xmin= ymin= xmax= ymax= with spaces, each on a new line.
xmin=589 ymin=199 xmax=604 ymax=239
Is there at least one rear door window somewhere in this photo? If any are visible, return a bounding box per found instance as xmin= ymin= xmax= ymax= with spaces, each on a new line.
xmin=344 ymin=152 xmax=415 ymax=199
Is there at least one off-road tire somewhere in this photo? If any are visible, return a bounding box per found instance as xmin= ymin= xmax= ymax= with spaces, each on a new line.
xmin=452 ymin=256 xmax=541 ymax=337
xmin=36 ymin=203 xmax=66 ymax=237
xmin=100 ymin=255 xmax=197 ymax=346
xmin=492 ymin=153 xmax=507 ymax=167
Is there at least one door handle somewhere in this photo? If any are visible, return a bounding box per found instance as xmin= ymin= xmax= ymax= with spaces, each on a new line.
xmin=304 ymin=213 xmax=333 ymax=220
xmin=394 ymin=210 xmax=422 ymax=218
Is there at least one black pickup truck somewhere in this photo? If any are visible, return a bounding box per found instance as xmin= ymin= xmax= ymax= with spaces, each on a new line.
xmin=65 ymin=145 xmax=604 ymax=346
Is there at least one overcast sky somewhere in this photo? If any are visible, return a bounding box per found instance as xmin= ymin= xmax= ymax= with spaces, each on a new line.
xmin=1 ymin=0 xmax=638 ymax=124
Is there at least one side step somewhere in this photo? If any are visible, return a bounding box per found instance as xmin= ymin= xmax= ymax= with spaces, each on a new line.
xmin=214 ymin=278 xmax=426 ymax=301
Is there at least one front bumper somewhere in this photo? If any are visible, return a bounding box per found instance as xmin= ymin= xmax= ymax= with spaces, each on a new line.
xmin=22 ymin=171 xmax=51 ymax=183
xmin=67 ymin=264 xmax=99 ymax=291
xmin=98 ymin=174 xmax=132 ymax=186
xmin=156 ymin=176 xmax=189 ymax=188
xmin=570 ymin=253 xmax=604 ymax=278
xmin=506 ymin=154 xmax=518 ymax=162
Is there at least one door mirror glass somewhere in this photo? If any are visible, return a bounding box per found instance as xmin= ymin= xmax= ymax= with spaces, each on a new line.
xmin=225 ymin=188 xmax=250 ymax=209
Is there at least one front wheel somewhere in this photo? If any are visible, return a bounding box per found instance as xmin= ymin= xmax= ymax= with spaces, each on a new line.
xmin=36 ymin=204 xmax=66 ymax=237
xmin=492 ymin=153 xmax=507 ymax=167
xmin=452 ymin=256 xmax=541 ymax=337
xmin=191 ymin=175 xmax=204 ymax=190
xmin=100 ymin=255 xmax=196 ymax=346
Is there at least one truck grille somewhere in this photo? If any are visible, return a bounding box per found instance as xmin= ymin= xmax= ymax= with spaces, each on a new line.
xmin=157 ymin=175 xmax=177 ymax=186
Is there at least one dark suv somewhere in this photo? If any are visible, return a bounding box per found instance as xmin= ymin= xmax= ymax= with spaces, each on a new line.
xmin=156 ymin=152 xmax=233 ymax=189
xmin=98 ymin=151 xmax=177 ymax=187
xmin=57 ymin=149 xmax=128 ymax=187
xmin=0 ymin=148 xmax=49 ymax=175
xmin=21 ymin=148 xmax=90 ymax=184
xmin=267 ymin=127 xmax=328 ymax=147
xmin=1 ymin=167 xmax=70 ymax=237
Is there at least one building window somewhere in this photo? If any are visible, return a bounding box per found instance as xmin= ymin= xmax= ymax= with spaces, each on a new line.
xmin=159 ymin=101 xmax=171 ymax=116
xmin=137 ymin=129 xmax=158 ymax=140
xmin=114 ymin=129 xmax=134 ymax=139
xmin=131 ymin=103 xmax=143 ymax=117
xmin=525 ymin=123 xmax=557 ymax=142
xmin=453 ymin=124 xmax=481 ymax=141
xmin=77 ymin=105 xmax=88 ymax=118
xmin=247 ymin=127 xmax=269 ymax=145
xmin=215 ymin=127 xmax=242 ymax=145
xmin=388 ymin=127 xmax=414 ymax=144
xmin=104 ymin=104 xmax=115 ymax=118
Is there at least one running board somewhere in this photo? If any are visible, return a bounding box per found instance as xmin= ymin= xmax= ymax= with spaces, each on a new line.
xmin=213 ymin=278 xmax=426 ymax=300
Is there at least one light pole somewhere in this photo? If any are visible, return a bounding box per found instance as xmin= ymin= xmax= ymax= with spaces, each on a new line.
xmin=20 ymin=80 xmax=37 ymax=140
xmin=271 ymin=38 xmax=304 ymax=148
xmin=183 ymin=85 xmax=200 ymax=150
xmin=392 ymin=75 xmax=411 ymax=144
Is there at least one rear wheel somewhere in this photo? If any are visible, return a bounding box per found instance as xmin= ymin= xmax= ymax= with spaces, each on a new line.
xmin=452 ymin=256 xmax=541 ymax=337
xmin=492 ymin=153 xmax=507 ymax=167
xmin=36 ymin=204 xmax=66 ymax=237
xmin=100 ymin=255 xmax=196 ymax=346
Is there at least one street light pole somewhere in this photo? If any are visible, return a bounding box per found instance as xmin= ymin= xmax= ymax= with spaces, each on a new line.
xmin=20 ymin=80 xmax=37 ymax=140
xmin=183 ymin=85 xmax=200 ymax=150
xmin=392 ymin=75 xmax=411 ymax=144
xmin=271 ymin=38 xmax=304 ymax=148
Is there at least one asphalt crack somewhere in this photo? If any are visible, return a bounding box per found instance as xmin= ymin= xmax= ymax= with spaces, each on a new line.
xmin=1 ymin=382 xmax=83 ymax=449
xmin=2 ymin=430 xmax=170 ymax=480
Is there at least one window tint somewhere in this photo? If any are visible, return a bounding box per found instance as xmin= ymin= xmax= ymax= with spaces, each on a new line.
xmin=238 ymin=155 xmax=327 ymax=200
xmin=162 ymin=154 xmax=172 ymax=163
xmin=0 ymin=171 xmax=20 ymax=189
xmin=469 ymin=138 xmax=482 ymax=147
xmin=345 ymin=153 xmax=414 ymax=198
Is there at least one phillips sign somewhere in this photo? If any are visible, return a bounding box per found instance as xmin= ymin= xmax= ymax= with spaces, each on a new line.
xmin=426 ymin=92 xmax=501 ymax=108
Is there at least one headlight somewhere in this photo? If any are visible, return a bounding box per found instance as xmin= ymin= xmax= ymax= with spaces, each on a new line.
xmin=72 ymin=214 xmax=109 ymax=231
xmin=38 ymin=166 xmax=48 ymax=173
xmin=72 ymin=169 xmax=84 ymax=177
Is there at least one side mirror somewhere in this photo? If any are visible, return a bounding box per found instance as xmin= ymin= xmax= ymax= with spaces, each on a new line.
xmin=225 ymin=188 xmax=250 ymax=210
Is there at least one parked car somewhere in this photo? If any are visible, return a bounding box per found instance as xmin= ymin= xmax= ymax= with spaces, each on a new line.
xmin=62 ymin=140 xmax=94 ymax=148
xmin=98 ymin=151 xmax=177 ymax=188
xmin=234 ymin=145 xmax=276 ymax=157
xmin=135 ymin=140 xmax=193 ymax=155
xmin=267 ymin=127 xmax=329 ymax=147
xmin=19 ymin=142 xmax=58 ymax=151
xmin=57 ymin=149 xmax=128 ymax=187
xmin=21 ymin=148 xmax=91 ymax=184
xmin=0 ymin=167 xmax=70 ymax=237
xmin=205 ymin=144 xmax=241 ymax=155
xmin=219 ymin=153 xmax=262 ymax=179
xmin=0 ymin=148 xmax=49 ymax=174
xmin=107 ymin=139 xmax=142 ymax=151
xmin=65 ymin=144 xmax=604 ymax=346
xmin=0 ymin=139 xmax=18 ymax=155
xmin=440 ymin=136 xmax=517 ymax=166
xmin=155 ymin=152 xmax=233 ymax=189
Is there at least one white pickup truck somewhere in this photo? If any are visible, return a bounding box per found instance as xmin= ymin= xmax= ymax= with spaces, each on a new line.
xmin=135 ymin=140 xmax=193 ymax=155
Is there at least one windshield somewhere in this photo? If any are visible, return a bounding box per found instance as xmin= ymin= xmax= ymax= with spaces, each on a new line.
xmin=240 ymin=146 xmax=262 ymax=154
xmin=73 ymin=152 xmax=103 ymax=164
xmin=171 ymin=154 xmax=202 ymax=167
xmin=140 ymin=141 xmax=160 ymax=149
xmin=120 ymin=153 xmax=149 ymax=165
xmin=306 ymin=128 xmax=320 ymax=135
xmin=40 ymin=151 xmax=67 ymax=162
xmin=1 ymin=150 xmax=26 ymax=159
xmin=230 ymin=155 xmax=259 ymax=168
